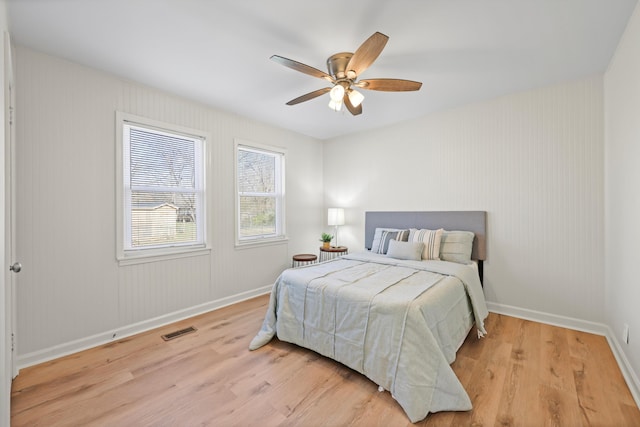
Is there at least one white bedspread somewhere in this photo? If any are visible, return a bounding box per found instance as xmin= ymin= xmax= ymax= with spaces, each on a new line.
xmin=249 ymin=252 xmax=489 ymax=422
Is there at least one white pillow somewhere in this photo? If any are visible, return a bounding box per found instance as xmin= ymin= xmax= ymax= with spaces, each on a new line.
xmin=440 ymin=230 xmax=475 ymax=263
xmin=386 ymin=240 xmax=424 ymax=261
xmin=408 ymin=228 xmax=443 ymax=260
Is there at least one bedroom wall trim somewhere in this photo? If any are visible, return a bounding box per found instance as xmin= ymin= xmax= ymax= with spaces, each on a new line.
xmin=607 ymin=328 xmax=640 ymax=408
xmin=15 ymin=284 xmax=272 ymax=370
xmin=486 ymin=302 xmax=608 ymax=335
xmin=487 ymin=302 xmax=640 ymax=408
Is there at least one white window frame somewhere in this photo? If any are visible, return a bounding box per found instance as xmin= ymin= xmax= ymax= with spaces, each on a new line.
xmin=116 ymin=112 xmax=210 ymax=264
xmin=234 ymin=139 xmax=287 ymax=247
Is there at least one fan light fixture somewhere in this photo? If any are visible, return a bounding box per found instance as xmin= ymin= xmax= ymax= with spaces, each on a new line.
xmin=329 ymin=84 xmax=345 ymax=101
xmin=328 ymin=99 xmax=343 ymax=111
xmin=348 ymin=89 xmax=364 ymax=107
xmin=328 ymin=85 xmax=345 ymax=111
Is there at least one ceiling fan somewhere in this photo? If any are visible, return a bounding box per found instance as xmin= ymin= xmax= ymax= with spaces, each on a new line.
xmin=271 ymin=32 xmax=422 ymax=116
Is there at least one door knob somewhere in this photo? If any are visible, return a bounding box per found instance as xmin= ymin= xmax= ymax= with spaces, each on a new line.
xmin=9 ymin=262 xmax=21 ymax=273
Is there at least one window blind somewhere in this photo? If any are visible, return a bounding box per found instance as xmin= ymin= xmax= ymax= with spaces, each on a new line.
xmin=124 ymin=124 xmax=204 ymax=250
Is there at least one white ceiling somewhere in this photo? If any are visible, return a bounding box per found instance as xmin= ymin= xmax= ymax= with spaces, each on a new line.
xmin=7 ymin=0 xmax=638 ymax=140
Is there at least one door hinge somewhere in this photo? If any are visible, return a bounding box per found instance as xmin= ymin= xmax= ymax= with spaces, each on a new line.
xmin=9 ymin=105 xmax=13 ymax=126
xmin=11 ymin=333 xmax=14 ymax=352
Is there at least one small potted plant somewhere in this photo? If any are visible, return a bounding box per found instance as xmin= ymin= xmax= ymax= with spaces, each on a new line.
xmin=320 ymin=233 xmax=333 ymax=249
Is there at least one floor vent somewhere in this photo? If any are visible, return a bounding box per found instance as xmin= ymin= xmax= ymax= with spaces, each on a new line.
xmin=161 ymin=326 xmax=197 ymax=341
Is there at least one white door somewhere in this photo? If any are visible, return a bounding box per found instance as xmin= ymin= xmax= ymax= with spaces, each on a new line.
xmin=1 ymin=31 xmax=14 ymax=427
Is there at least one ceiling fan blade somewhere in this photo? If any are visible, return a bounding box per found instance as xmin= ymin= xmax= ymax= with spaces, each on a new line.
xmin=343 ymin=94 xmax=362 ymax=116
xmin=345 ymin=32 xmax=389 ymax=77
xmin=271 ymin=55 xmax=334 ymax=82
xmin=356 ymin=78 xmax=422 ymax=92
xmin=286 ymin=87 xmax=331 ymax=105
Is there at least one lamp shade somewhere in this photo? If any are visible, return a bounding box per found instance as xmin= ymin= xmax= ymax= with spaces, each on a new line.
xmin=329 ymin=84 xmax=345 ymax=102
xmin=327 ymin=208 xmax=345 ymax=226
xmin=328 ymin=99 xmax=343 ymax=111
xmin=348 ymin=89 xmax=364 ymax=107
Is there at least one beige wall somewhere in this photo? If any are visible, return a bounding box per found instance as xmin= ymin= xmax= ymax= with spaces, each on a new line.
xmin=13 ymin=46 xmax=324 ymax=365
xmin=604 ymin=2 xmax=640 ymax=403
xmin=324 ymin=76 xmax=605 ymax=325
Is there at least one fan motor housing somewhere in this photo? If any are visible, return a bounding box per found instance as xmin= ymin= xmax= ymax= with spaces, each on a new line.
xmin=327 ymin=52 xmax=353 ymax=79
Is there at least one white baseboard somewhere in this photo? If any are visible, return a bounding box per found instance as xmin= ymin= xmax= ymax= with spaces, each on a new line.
xmin=16 ymin=285 xmax=272 ymax=370
xmin=487 ymin=301 xmax=640 ymax=409
xmin=486 ymin=302 xmax=609 ymax=335
xmin=605 ymin=326 xmax=640 ymax=408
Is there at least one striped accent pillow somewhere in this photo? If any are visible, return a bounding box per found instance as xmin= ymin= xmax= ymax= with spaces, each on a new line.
xmin=371 ymin=228 xmax=409 ymax=254
xmin=408 ymin=228 xmax=444 ymax=260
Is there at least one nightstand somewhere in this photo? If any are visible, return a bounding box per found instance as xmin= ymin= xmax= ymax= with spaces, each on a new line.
xmin=292 ymin=254 xmax=317 ymax=267
xmin=319 ymin=246 xmax=348 ymax=262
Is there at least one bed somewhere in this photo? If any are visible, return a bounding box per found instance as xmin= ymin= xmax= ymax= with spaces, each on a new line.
xmin=249 ymin=211 xmax=489 ymax=423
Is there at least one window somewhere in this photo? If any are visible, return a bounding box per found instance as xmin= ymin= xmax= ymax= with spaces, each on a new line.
xmin=117 ymin=112 xmax=208 ymax=262
xmin=235 ymin=141 xmax=286 ymax=244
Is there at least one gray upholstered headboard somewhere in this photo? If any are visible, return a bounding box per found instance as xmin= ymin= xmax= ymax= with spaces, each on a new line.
xmin=365 ymin=211 xmax=487 ymax=261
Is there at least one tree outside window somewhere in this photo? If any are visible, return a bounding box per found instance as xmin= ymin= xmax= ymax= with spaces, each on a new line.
xmin=236 ymin=143 xmax=285 ymax=243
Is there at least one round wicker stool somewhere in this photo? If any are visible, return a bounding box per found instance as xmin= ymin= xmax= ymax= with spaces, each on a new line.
xmin=292 ymin=253 xmax=317 ymax=267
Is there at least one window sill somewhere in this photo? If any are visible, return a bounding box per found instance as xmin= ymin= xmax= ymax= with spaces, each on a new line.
xmin=235 ymin=236 xmax=289 ymax=250
xmin=118 ymin=246 xmax=211 ymax=266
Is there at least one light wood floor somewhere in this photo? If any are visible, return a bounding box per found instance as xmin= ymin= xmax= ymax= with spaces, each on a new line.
xmin=11 ymin=295 xmax=640 ymax=426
